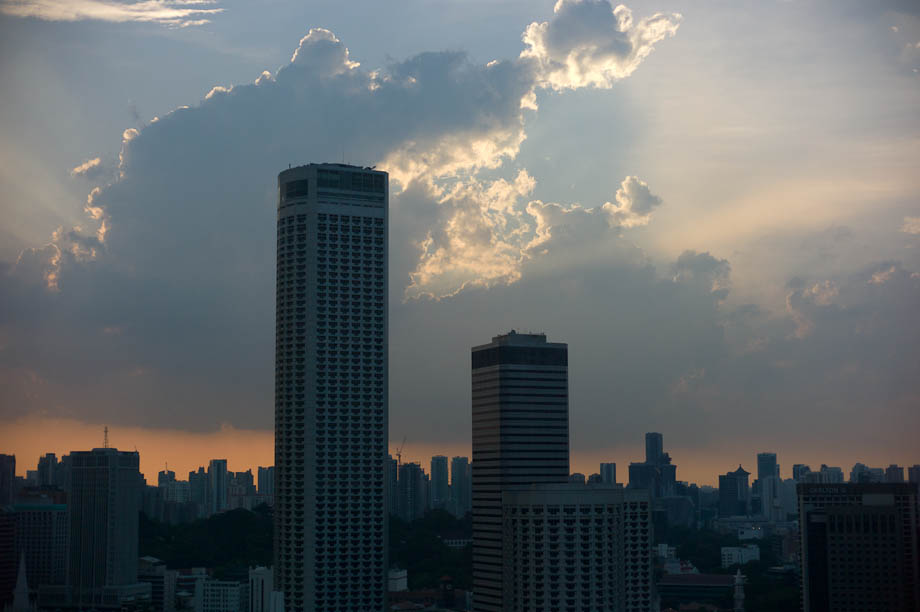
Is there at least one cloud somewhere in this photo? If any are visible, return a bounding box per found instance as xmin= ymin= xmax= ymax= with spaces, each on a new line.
xmin=902 ymin=216 xmax=920 ymax=234
xmin=0 ymin=3 xmax=678 ymax=430
xmin=70 ymin=157 xmax=104 ymax=179
xmin=0 ymin=0 xmax=222 ymax=27
xmin=521 ymin=0 xmax=682 ymax=90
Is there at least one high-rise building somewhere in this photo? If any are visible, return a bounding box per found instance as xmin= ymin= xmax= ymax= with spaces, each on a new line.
xmin=207 ymin=459 xmax=228 ymax=515
xmin=386 ymin=457 xmax=398 ymax=516
xmin=188 ymin=468 xmax=208 ymax=518
xmin=793 ymin=464 xmax=811 ymax=481
xmin=756 ymin=453 xmax=779 ymax=480
xmin=0 ymin=455 xmax=14 ymax=506
xmin=718 ymin=466 xmax=750 ymax=518
xmin=12 ymin=488 xmax=69 ymax=588
xmin=909 ymin=465 xmax=920 ymax=484
xmin=886 ymin=464 xmax=905 ymax=483
xmin=798 ymin=482 xmax=919 ymax=612
xmin=628 ymin=433 xmax=676 ymax=498
xmin=471 ymin=331 xmax=569 ymax=612
xmin=645 ymin=433 xmax=663 ymax=464
xmin=600 ymin=462 xmax=617 ymax=485
xmin=257 ymin=467 xmax=275 ymax=499
xmin=502 ymin=484 xmax=652 ymax=612
xmin=66 ymin=448 xmax=150 ymax=607
xmin=430 ymin=456 xmax=449 ymax=510
xmin=450 ymin=456 xmax=471 ymax=518
xmin=248 ymin=566 xmax=273 ymax=612
xmin=397 ymin=463 xmax=427 ymax=522
xmin=274 ymin=164 xmax=388 ymax=612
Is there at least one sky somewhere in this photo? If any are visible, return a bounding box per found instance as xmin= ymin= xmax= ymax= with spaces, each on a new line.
xmin=0 ymin=0 xmax=918 ymax=486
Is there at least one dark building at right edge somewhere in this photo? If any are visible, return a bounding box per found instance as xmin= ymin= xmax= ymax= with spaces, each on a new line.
xmin=798 ymin=482 xmax=919 ymax=612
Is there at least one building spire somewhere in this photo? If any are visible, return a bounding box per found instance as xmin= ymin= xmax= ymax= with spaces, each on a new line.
xmin=11 ymin=553 xmax=32 ymax=612
xmin=733 ymin=568 xmax=745 ymax=612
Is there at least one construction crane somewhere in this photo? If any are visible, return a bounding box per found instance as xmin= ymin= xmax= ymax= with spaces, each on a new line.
xmin=395 ymin=436 xmax=407 ymax=467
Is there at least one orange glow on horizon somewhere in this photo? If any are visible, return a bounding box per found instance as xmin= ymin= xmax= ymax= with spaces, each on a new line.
xmin=1 ymin=417 xmax=915 ymax=488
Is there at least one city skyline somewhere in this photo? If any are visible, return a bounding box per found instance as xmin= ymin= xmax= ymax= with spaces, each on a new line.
xmin=2 ymin=0 xmax=919 ymax=478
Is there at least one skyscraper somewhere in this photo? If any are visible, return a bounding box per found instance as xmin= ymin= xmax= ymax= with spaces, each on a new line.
xmin=798 ymin=482 xmax=919 ymax=611
xmin=449 ymin=456 xmax=471 ymax=518
xmin=718 ymin=466 xmax=750 ymax=518
xmin=274 ymin=164 xmax=388 ymax=612
xmin=430 ymin=456 xmax=449 ymax=510
xmin=471 ymin=331 xmax=569 ymax=612
xmin=66 ymin=448 xmax=149 ymax=607
xmin=756 ymin=453 xmax=779 ymax=480
xmin=600 ymin=462 xmax=617 ymax=485
xmin=397 ymin=462 xmax=426 ymax=523
xmin=0 ymin=455 xmax=14 ymax=506
xmin=207 ymin=459 xmax=228 ymax=515
xmin=645 ymin=433 xmax=663 ymax=464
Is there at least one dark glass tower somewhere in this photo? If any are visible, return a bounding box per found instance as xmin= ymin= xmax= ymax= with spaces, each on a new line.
xmin=470 ymin=331 xmax=569 ymax=612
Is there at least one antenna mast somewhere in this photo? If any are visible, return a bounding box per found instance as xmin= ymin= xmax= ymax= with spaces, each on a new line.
xmin=103 ymin=426 xmax=109 ymax=449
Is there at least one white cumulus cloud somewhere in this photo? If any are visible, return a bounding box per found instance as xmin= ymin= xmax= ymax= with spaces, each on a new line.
xmin=521 ymin=0 xmax=681 ymax=90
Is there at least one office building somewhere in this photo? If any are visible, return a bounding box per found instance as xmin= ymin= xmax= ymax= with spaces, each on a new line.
xmin=600 ymin=462 xmax=617 ymax=485
xmin=645 ymin=433 xmax=663 ymax=464
xmin=886 ymin=464 xmax=905 ymax=483
xmin=792 ymin=464 xmax=811 ymax=481
xmin=248 ymin=566 xmax=272 ymax=612
xmin=257 ymin=467 xmax=275 ymax=499
xmin=65 ymin=448 xmax=150 ymax=608
xmin=450 ymin=457 xmax=471 ymax=518
xmin=188 ymin=468 xmax=208 ymax=517
xmin=207 ymin=460 xmax=228 ymax=515
xmin=0 ymin=455 xmax=14 ymax=507
xmin=798 ymin=482 xmax=919 ymax=612
xmin=471 ymin=331 xmax=569 ymax=612
xmin=12 ymin=488 xmax=69 ymax=588
xmin=386 ymin=457 xmax=398 ymax=516
xmin=718 ymin=466 xmax=750 ymax=518
xmin=720 ymin=545 xmax=760 ymax=568
xmin=274 ymin=164 xmax=388 ymax=611
xmin=756 ymin=453 xmax=778 ymax=480
xmin=909 ymin=465 xmax=920 ymax=484
xmin=502 ymin=484 xmax=652 ymax=612
xmin=628 ymin=433 xmax=677 ymax=498
xmin=138 ymin=556 xmax=178 ymax=612
xmin=194 ymin=579 xmax=246 ymax=612
xmin=397 ymin=462 xmax=427 ymax=523
xmin=430 ymin=456 xmax=449 ymax=510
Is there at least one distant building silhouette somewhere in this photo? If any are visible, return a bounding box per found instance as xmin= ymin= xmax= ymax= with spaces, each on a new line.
xmin=430 ymin=456 xmax=449 ymax=510
xmin=273 ymin=164 xmax=388 ymax=611
xmin=397 ymin=462 xmax=427 ymax=522
xmin=207 ymin=460 xmax=228 ymax=515
xmin=471 ymin=331 xmax=569 ymax=612
xmin=600 ymin=462 xmax=617 ymax=485
xmin=798 ymin=482 xmax=919 ymax=611
xmin=449 ymin=456 xmax=471 ymax=518
xmin=718 ymin=466 xmax=750 ymax=517
xmin=628 ymin=432 xmax=677 ymax=498
xmin=0 ymin=455 xmax=14 ymax=506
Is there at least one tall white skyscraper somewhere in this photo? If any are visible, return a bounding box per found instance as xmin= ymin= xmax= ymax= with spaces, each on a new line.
xmin=471 ymin=331 xmax=569 ymax=612
xmin=274 ymin=164 xmax=388 ymax=611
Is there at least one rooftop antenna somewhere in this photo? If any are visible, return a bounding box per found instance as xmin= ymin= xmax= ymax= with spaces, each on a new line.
xmin=103 ymin=426 xmax=109 ymax=449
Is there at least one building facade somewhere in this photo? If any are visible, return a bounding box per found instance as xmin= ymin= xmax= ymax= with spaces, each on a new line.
xmin=600 ymin=463 xmax=616 ymax=486
xmin=274 ymin=164 xmax=388 ymax=611
xmin=501 ymin=484 xmax=653 ymax=612
xmin=12 ymin=491 xmax=69 ymax=589
xmin=471 ymin=331 xmax=569 ymax=612
xmin=798 ymin=482 xmax=919 ymax=612
xmin=430 ymin=456 xmax=449 ymax=511
xmin=450 ymin=456 xmax=471 ymax=518
xmin=718 ymin=466 xmax=750 ymax=518
xmin=66 ymin=448 xmax=147 ymax=607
